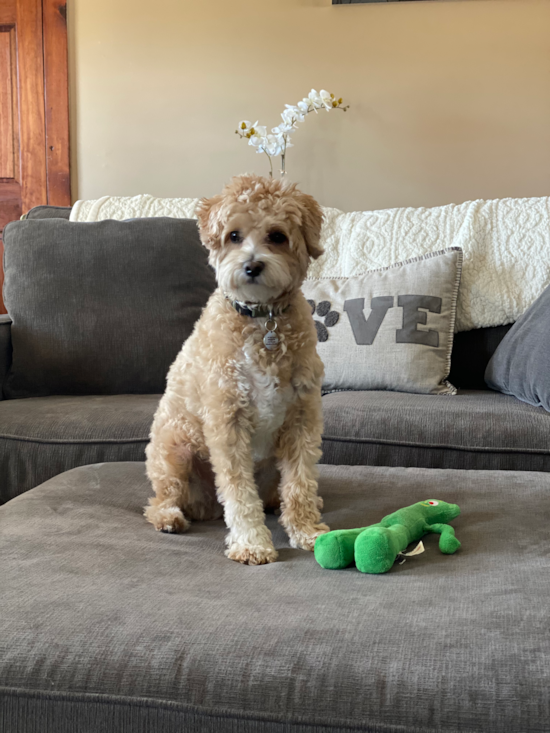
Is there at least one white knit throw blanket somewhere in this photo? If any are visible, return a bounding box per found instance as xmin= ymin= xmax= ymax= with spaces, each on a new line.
xmin=70 ymin=193 xmax=550 ymax=332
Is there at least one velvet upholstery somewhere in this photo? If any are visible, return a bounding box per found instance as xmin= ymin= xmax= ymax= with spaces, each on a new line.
xmin=486 ymin=284 xmax=550 ymax=411
xmin=23 ymin=205 xmax=72 ymax=220
xmin=3 ymin=388 xmax=550 ymax=504
xmin=1 ymin=462 xmax=549 ymax=732
xmin=321 ymin=389 xmax=550 ymax=471
xmin=0 ymin=316 xmax=12 ymax=399
xmin=2 ymin=217 xmax=216 ymax=397
xmin=0 ymin=395 xmax=158 ymax=503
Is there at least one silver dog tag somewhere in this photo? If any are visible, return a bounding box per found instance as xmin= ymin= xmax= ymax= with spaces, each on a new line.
xmin=263 ymin=330 xmax=279 ymax=350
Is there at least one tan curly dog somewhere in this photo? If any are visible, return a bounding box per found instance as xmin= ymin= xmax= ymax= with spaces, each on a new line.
xmin=144 ymin=174 xmax=329 ymax=564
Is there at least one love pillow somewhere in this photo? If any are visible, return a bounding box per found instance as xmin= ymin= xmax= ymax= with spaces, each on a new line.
xmin=302 ymin=248 xmax=463 ymax=395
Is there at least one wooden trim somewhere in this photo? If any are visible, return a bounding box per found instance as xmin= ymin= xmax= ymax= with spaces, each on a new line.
xmin=16 ymin=0 xmax=47 ymax=212
xmin=43 ymin=0 xmax=70 ymax=205
xmin=10 ymin=22 xmax=20 ymax=183
xmin=0 ymin=0 xmax=16 ymax=25
xmin=0 ymin=28 xmax=14 ymax=179
xmin=0 ymin=180 xmax=21 ymax=200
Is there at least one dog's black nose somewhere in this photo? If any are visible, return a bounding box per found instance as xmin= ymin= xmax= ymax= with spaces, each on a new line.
xmin=245 ymin=261 xmax=265 ymax=279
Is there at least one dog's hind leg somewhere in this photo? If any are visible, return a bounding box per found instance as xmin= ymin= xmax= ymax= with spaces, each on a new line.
xmin=144 ymin=422 xmax=195 ymax=533
xmin=255 ymin=458 xmax=281 ymax=514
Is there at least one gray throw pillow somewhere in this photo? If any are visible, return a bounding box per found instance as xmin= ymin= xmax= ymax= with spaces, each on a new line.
xmin=301 ymin=247 xmax=463 ymax=395
xmin=485 ymin=283 xmax=550 ymax=410
xmin=2 ymin=218 xmax=216 ymax=397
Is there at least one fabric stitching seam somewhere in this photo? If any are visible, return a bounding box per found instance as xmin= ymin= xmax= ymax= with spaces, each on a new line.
xmin=322 ymin=434 xmax=550 ymax=455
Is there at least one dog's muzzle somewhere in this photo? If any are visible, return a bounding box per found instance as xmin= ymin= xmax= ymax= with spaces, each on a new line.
xmin=244 ymin=261 xmax=265 ymax=280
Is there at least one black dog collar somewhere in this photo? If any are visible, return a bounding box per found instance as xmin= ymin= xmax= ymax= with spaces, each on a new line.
xmin=226 ymin=296 xmax=289 ymax=319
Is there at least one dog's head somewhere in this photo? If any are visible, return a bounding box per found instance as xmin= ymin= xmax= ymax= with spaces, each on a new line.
xmin=196 ymin=174 xmax=323 ymax=304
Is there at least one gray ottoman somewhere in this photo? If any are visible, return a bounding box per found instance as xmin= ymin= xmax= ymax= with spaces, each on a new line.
xmin=1 ymin=463 xmax=549 ymax=733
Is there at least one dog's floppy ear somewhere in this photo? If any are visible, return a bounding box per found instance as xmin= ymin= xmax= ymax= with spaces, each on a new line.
xmin=196 ymin=194 xmax=224 ymax=251
xmin=298 ymin=192 xmax=324 ymax=260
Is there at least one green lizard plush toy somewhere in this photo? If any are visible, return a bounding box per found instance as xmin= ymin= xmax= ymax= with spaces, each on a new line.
xmin=314 ymin=499 xmax=461 ymax=574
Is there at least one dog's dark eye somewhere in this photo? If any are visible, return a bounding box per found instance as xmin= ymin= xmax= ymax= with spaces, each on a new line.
xmin=268 ymin=231 xmax=287 ymax=245
xmin=229 ymin=231 xmax=242 ymax=244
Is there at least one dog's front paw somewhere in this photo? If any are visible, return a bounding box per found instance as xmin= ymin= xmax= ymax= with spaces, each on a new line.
xmin=288 ymin=523 xmax=330 ymax=551
xmin=144 ymin=504 xmax=189 ymax=534
xmin=226 ymin=543 xmax=279 ymax=565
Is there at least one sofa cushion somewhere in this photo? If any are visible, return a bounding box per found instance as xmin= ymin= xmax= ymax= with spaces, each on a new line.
xmin=322 ymin=389 xmax=550 ymax=471
xmin=0 ymin=394 xmax=159 ymax=503
xmin=485 ymin=282 xmax=550 ymax=411
xmin=2 ymin=217 xmax=216 ymax=397
xmin=1 ymin=462 xmax=550 ymax=733
xmin=24 ymin=205 xmax=72 ymax=220
xmin=0 ymin=315 xmax=11 ymax=394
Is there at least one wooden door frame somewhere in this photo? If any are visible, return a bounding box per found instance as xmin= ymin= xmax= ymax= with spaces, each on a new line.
xmin=17 ymin=0 xmax=70 ymax=211
xmin=0 ymin=0 xmax=70 ymax=314
xmin=16 ymin=0 xmax=48 ymax=212
xmin=42 ymin=0 xmax=70 ymax=206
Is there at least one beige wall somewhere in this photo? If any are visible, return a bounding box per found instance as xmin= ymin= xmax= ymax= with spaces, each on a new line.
xmin=68 ymin=0 xmax=550 ymax=212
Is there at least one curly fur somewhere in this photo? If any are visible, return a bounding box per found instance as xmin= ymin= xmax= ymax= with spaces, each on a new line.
xmin=144 ymin=174 xmax=329 ymax=565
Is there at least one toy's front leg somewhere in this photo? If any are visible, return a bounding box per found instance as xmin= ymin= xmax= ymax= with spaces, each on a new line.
xmin=429 ymin=523 xmax=461 ymax=554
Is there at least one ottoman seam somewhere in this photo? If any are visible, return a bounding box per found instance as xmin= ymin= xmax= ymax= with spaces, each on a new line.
xmin=0 ymin=686 xmax=449 ymax=733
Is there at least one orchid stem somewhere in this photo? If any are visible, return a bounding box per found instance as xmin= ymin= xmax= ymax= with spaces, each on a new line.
xmin=264 ymin=151 xmax=273 ymax=178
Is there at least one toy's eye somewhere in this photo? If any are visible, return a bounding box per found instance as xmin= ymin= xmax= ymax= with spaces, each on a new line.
xmin=427 ymin=500 xmax=439 ymax=506
xmin=229 ymin=231 xmax=242 ymax=244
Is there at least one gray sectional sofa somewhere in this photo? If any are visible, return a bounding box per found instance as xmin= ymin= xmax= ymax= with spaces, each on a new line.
xmin=3 ymin=205 xmax=550 ymax=733
xmin=1 ymin=205 xmax=550 ymax=505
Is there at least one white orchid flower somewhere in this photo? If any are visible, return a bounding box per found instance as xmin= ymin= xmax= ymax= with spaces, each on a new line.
xmin=236 ymin=87 xmax=348 ymax=177
xmin=320 ymin=90 xmax=334 ymax=110
xmin=284 ymin=104 xmax=305 ymax=122
xmin=272 ymin=129 xmax=294 ymax=149
xmin=238 ymin=120 xmax=259 ymax=137
xmin=307 ymin=89 xmax=323 ymax=110
xmin=272 ymin=124 xmax=293 ymax=136
xmin=268 ymin=130 xmax=284 ymax=144
xmin=281 ymin=109 xmax=300 ymax=128
xmin=264 ymin=134 xmax=284 ymax=157
xmin=248 ymin=134 xmax=265 ymax=152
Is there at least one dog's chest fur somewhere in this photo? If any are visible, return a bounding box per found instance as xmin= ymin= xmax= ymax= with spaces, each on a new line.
xmin=239 ymin=342 xmax=294 ymax=462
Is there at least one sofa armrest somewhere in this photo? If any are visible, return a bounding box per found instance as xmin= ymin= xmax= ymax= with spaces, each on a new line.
xmin=0 ymin=315 xmax=12 ymax=399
